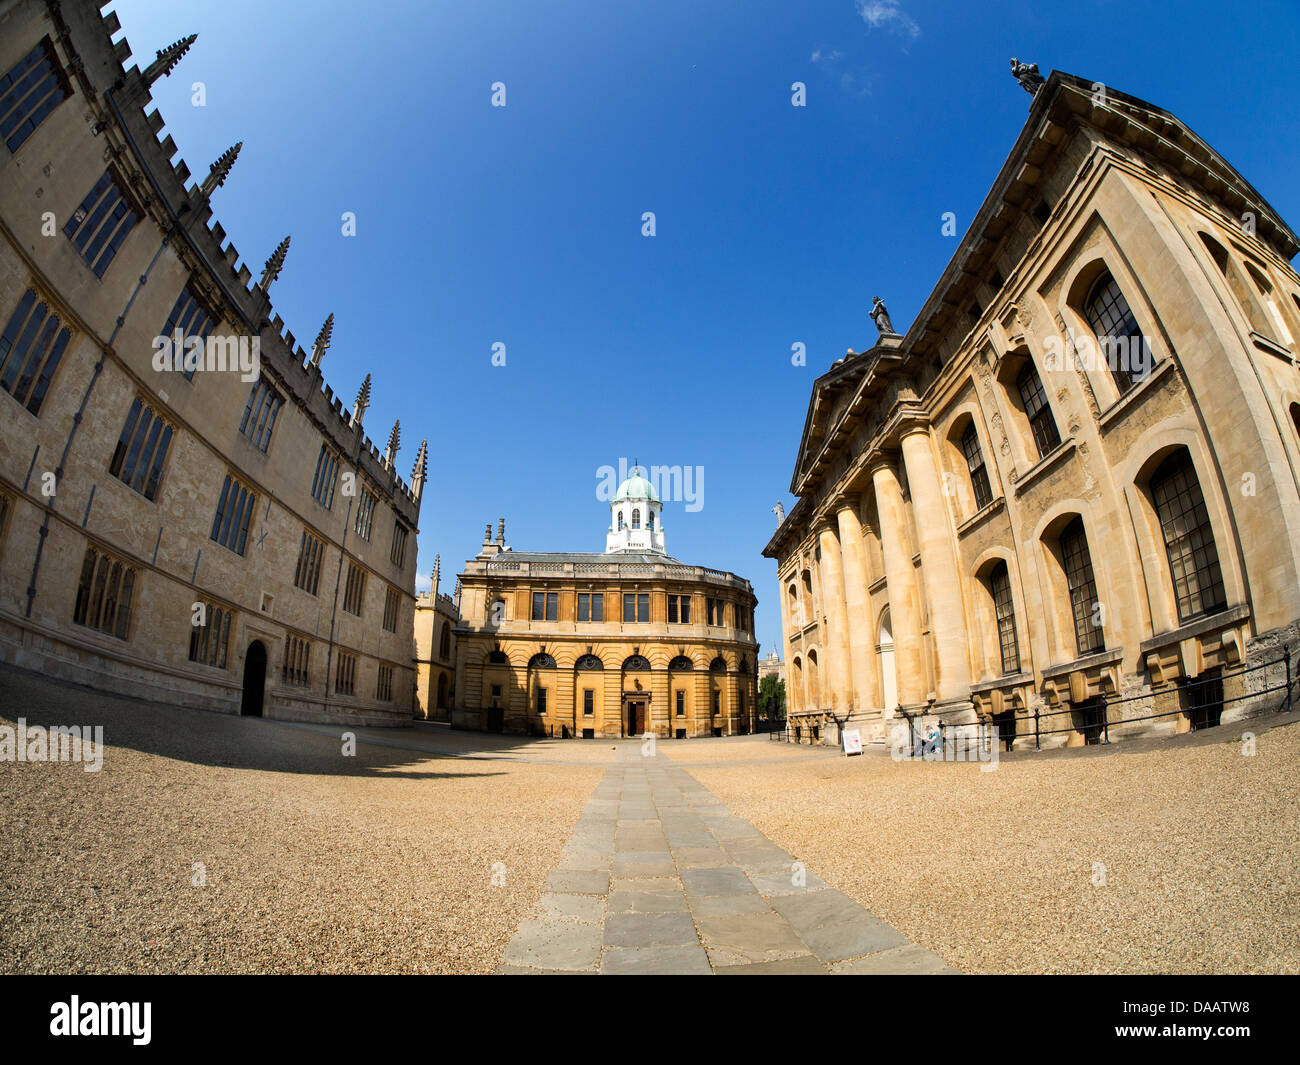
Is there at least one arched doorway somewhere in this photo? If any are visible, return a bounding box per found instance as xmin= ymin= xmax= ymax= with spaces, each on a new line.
xmin=877 ymin=610 xmax=897 ymax=713
xmin=622 ymin=654 xmax=651 ymax=736
xmin=241 ymin=640 xmax=267 ymax=717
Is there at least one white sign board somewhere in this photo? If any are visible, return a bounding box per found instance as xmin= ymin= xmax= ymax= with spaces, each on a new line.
xmin=842 ymin=727 xmax=862 ymax=756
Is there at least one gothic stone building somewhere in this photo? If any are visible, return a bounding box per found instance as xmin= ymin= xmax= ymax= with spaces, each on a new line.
xmin=764 ymin=69 xmax=1300 ymax=749
xmin=413 ymin=555 xmax=458 ymax=721
xmin=0 ymin=0 xmax=426 ymax=724
xmin=453 ymin=473 xmax=759 ymax=738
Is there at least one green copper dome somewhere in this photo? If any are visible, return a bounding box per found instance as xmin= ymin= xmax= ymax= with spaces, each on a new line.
xmin=614 ymin=467 xmax=659 ymax=502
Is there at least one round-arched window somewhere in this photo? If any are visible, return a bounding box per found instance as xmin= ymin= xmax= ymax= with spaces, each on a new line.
xmin=622 ymin=654 xmax=651 ymax=671
xmin=528 ymin=653 xmax=556 ymax=669
xmin=668 ymin=655 xmax=694 ymax=671
xmin=575 ymin=654 xmax=604 ymax=671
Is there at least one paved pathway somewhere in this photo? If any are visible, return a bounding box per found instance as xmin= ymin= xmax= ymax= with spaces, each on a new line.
xmin=498 ymin=745 xmax=958 ymax=974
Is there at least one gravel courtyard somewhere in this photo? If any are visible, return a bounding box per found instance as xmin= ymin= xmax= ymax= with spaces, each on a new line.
xmin=694 ymin=719 xmax=1300 ymax=974
xmin=2 ymin=665 xmax=1296 ymax=974
xmin=0 ymin=668 xmax=602 ymax=974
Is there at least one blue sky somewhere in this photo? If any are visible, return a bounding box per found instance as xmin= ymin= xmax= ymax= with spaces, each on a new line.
xmin=109 ymin=0 xmax=1300 ymax=657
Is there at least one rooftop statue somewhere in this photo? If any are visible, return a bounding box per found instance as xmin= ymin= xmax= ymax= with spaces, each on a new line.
xmin=870 ymin=296 xmax=897 ymax=336
xmin=1010 ymin=57 xmax=1046 ymax=96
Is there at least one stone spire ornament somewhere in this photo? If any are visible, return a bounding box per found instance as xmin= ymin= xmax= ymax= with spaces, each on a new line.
xmin=259 ymin=236 xmax=290 ymax=291
xmin=870 ymin=296 xmax=898 ymax=336
xmin=310 ymin=313 xmax=334 ymax=368
xmin=199 ymin=142 xmax=241 ymax=199
xmin=411 ymin=439 xmax=428 ymax=498
xmin=432 ymin=553 xmax=441 ymax=595
xmin=351 ymin=373 xmax=371 ymax=428
xmin=1010 ymin=57 xmax=1046 ymax=97
xmin=144 ymin=34 xmax=197 ymax=87
xmin=384 ymin=420 xmax=401 ymax=467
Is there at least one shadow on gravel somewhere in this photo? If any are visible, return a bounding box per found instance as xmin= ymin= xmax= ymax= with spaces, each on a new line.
xmin=0 ymin=665 xmax=514 ymax=780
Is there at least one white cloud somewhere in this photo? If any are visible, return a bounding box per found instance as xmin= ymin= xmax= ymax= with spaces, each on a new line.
xmin=856 ymin=0 xmax=920 ymax=39
xmin=414 ymin=571 xmax=433 ymax=594
xmin=811 ymin=48 xmax=844 ymax=64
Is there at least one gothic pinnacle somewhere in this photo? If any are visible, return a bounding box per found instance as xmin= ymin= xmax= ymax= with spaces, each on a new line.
xmin=310 ymin=312 xmax=334 ymax=367
xmin=385 ymin=420 xmax=401 ymax=467
xmin=412 ymin=438 xmax=428 ymax=482
xmin=351 ymin=373 xmax=371 ymax=427
xmin=259 ymin=235 xmax=290 ymax=291
xmin=144 ymin=34 xmax=197 ymax=87
xmin=199 ymin=141 xmax=241 ymax=199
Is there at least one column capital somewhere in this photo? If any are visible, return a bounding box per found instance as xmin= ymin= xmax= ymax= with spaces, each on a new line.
xmin=813 ymin=516 xmax=838 ymax=537
xmin=898 ymin=419 xmax=932 ymax=443
xmin=832 ymin=493 xmax=862 ymax=517
xmin=867 ymin=450 xmax=901 ymax=479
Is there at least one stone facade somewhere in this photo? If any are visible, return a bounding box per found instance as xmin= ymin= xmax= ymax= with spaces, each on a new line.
xmin=453 ymin=519 xmax=759 ymax=738
xmin=0 ymin=1 xmax=425 ymax=725
xmin=757 ymin=649 xmax=785 ymax=686
xmin=765 ymin=71 xmax=1300 ymax=749
xmin=413 ymin=557 xmax=458 ymax=721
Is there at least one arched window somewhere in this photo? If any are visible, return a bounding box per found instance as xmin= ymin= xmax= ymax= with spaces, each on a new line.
xmin=575 ymin=654 xmax=604 ymax=671
xmin=1291 ymin=402 xmax=1300 ymax=445
xmin=631 ymin=508 xmax=641 ymax=529
xmin=1200 ymin=232 xmax=1273 ymax=338
xmin=1059 ymin=518 xmax=1104 ymax=656
xmin=1244 ymin=262 xmax=1295 ymax=345
xmin=668 ymin=655 xmax=694 ymax=671
xmin=961 ymin=422 xmax=992 ymax=509
xmin=528 ymin=653 xmax=556 ymax=669
xmin=987 ymin=561 xmax=1019 ymax=674
xmin=617 ymin=511 xmax=625 ymax=531
xmin=622 ymin=654 xmax=650 ymax=671
xmin=1149 ymin=451 xmax=1227 ymax=623
xmin=647 ymin=510 xmax=655 ymax=530
xmin=709 ymin=656 xmax=727 ymax=673
xmin=1016 ymin=361 xmax=1061 ymax=458
xmin=438 ymin=623 xmax=450 ymax=660
xmin=487 ymin=649 xmax=508 ymax=665
xmin=1084 ymin=270 xmax=1152 ymax=394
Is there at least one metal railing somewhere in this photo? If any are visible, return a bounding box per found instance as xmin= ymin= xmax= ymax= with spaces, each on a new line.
xmin=927 ymin=645 xmax=1296 ymax=752
xmin=777 ymin=645 xmax=1296 ymax=753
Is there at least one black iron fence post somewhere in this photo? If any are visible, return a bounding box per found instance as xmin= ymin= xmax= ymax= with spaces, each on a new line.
xmin=1034 ymin=706 xmax=1040 ymax=751
xmin=1285 ymin=646 xmax=1293 ymax=714
xmin=1102 ymin=694 xmax=1111 ymax=745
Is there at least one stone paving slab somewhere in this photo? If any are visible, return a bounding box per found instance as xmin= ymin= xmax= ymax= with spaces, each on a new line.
xmin=498 ymin=745 xmax=958 ymax=976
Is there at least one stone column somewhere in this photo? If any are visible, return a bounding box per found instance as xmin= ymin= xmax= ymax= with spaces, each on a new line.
xmin=900 ymin=425 xmax=972 ymax=699
xmin=870 ymin=456 xmax=927 ymax=707
xmin=816 ymin=519 xmax=854 ymax=717
xmin=777 ymin=569 xmax=798 ymax=712
xmin=836 ymin=499 xmax=879 ymax=715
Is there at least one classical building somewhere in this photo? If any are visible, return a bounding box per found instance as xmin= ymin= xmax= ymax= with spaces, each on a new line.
xmin=453 ymin=472 xmax=759 ymax=737
xmin=0 ymin=1 xmax=425 ymax=725
xmin=757 ymin=649 xmax=785 ymax=686
xmin=413 ymin=555 xmax=458 ymax=721
xmin=765 ymin=67 xmax=1300 ymax=749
